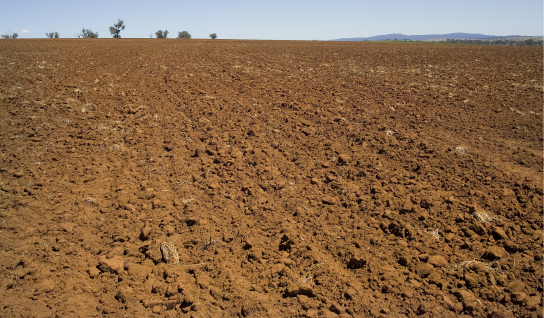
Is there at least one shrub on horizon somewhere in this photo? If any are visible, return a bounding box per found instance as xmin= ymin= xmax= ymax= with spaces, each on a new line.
xmin=1 ymin=32 xmax=18 ymax=39
xmin=155 ymin=30 xmax=169 ymax=38
xmin=46 ymin=32 xmax=60 ymax=38
xmin=177 ymin=31 xmax=191 ymax=39
xmin=78 ymin=29 xmax=98 ymax=38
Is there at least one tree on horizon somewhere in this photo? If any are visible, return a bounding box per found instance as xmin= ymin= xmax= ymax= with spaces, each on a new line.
xmin=155 ymin=30 xmax=169 ymax=38
xmin=177 ymin=31 xmax=191 ymax=39
xmin=109 ymin=19 xmax=125 ymax=38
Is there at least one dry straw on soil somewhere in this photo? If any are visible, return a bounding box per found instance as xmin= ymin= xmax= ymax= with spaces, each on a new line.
xmin=160 ymin=241 xmax=180 ymax=264
xmin=454 ymin=146 xmax=468 ymax=154
xmin=471 ymin=210 xmax=498 ymax=223
xmin=464 ymin=205 xmax=499 ymax=223
xmin=296 ymin=254 xmax=327 ymax=288
xmin=425 ymin=228 xmax=441 ymax=240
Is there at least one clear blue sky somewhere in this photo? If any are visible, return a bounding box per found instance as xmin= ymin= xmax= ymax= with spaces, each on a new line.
xmin=1 ymin=0 xmax=542 ymax=39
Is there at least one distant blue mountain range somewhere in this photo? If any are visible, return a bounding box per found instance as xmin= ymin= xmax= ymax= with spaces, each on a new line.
xmin=331 ymin=33 xmax=521 ymax=41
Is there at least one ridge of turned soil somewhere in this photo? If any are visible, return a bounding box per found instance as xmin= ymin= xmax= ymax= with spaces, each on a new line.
xmin=0 ymin=39 xmax=542 ymax=317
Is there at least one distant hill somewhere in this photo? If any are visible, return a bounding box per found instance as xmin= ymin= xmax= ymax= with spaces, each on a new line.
xmin=331 ymin=33 xmax=523 ymax=41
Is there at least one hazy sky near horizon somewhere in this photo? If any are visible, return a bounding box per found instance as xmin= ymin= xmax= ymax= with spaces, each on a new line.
xmin=1 ymin=0 xmax=542 ymax=40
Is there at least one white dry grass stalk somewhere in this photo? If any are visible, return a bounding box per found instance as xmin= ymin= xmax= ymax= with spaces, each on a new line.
xmin=85 ymin=196 xmax=97 ymax=206
xmin=160 ymin=241 xmax=210 ymax=268
xmin=296 ymin=254 xmax=327 ymax=288
xmin=161 ymin=241 xmax=180 ymax=264
xmin=9 ymin=272 xmax=18 ymax=284
xmin=454 ymin=146 xmax=468 ymax=154
xmin=472 ymin=210 xmax=497 ymax=223
xmin=110 ymin=143 xmax=126 ymax=154
xmin=182 ymin=197 xmax=194 ymax=204
xmin=426 ymin=228 xmax=441 ymax=240
xmin=81 ymin=103 xmax=96 ymax=113
xmin=453 ymin=259 xmax=507 ymax=279
xmin=202 ymin=238 xmax=221 ymax=250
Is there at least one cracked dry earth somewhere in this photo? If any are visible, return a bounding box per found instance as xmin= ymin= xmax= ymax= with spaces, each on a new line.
xmin=0 ymin=39 xmax=542 ymax=318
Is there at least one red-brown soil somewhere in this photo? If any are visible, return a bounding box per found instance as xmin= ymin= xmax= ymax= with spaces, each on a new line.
xmin=0 ymin=39 xmax=542 ymax=318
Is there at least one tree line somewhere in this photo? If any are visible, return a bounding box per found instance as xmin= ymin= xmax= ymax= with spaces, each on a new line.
xmin=1 ymin=32 xmax=18 ymax=39
xmin=445 ymin=38 xmax=542 ymax=46
xmin=2 ymin=19 xmax=218 ymax=40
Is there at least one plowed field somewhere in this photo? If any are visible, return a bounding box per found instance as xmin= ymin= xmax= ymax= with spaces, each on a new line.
xmin=0 ymin=39 xmax=542 ymax=318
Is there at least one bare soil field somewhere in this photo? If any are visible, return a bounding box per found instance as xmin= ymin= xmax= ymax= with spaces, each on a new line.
xmin=0 ymin=39 xmax=542 ymax=318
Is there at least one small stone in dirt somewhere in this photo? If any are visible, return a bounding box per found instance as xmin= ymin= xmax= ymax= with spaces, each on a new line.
xmin=122 ymin=203 xmax=135 ymax=211
xmin=471 ymin=262 xmax=488 ymax=273
xmin=489 ymin=307 xmax=514 ymax=318
xmin=87 ymin=266 xmax=100 ymax=278
xmin=442 ymin=295 xmax=456 ymax=310
xmin=320 ymin=309 xmax=340 ymax=318
xmin=36 ymin=279 xmax=56 ymax=293
xmin=526 ymin=295 xmax=543 ymax=311
xmin=455 ymin=289 xmax=477 ymax=304
xmin=427 ymin=255 xmax=448 ymax=267
xmin=344 ymin=287 xmax=358 ymax=300
xmin=409 ymin=279 xmax=421 ymax=288
xmin=510 ymin=291 xmax=527 ymax=304
xmin=58 ymin=222 xmax=76 ymax=232
xmin=99 ymin=255 xmax=125 ymax=274
xmin=185 ymin=217 xmax=199 ymax=226
xmin=208 ymin=182 xmax=220 ymax=190
xmin=126 ymin=263 xmax=152 ymax=279
xmin=285 ymin=283 xmax=315 ymax=297
xmin=463 ymin=273 xmax=483 ymax=289
xmin=151 ymin=305 xmax=161 ymax=314
xmin=163 ymin=224 xmax=175 ymax=236
xmin=491 ymin=227 xmax=508 ymax=240
xmin=503 ymin=240 xmax=518 ymax=253
xmin=231 ymin=147 xmax=243 ymax=158
xmin=271 ymin=262 xmax=285 ymax=274
xmin=322 ymin=195 xmax=338 ymax=205
xmin=280 ymin=258 xmax=294 ymax=266
xmin=483 ymin=246 xmax=507 ymax=261
xmin=480 ymin=288 xmax=496 ymax=301
xmin=141 ymin=297 xmax=162 ymax=308
xmin=505 ymin=281 xmax=525 ymax=293
xmin=338 ymin=154 xmax=351 ymax=165
xmin=414 ymin=263 xmax=434 ymax=278
xmin=532 ymin=229 xmax=543 ymax=241
xmin=347 ymin=255 xmax=367 ymax=269
xmin=13 ymin=171 xmax=24 ymax=178
xmin=305 ymin=309 xmax=319 ymax=317
xmin=388 ymin=221 xmax=413 ymax=239
xmin=297 ymin=283 xmax=315 ymax=297
xmin=417 ymin=301 xmax=433 ymax=314
xmin=398 ymin=255 xmax=410 ymax=267
xmin=140 ymin=226 xmax=151 ymax=240
xmin=329 ymin=300 xmax=346 ymax=314
xmin=116 ymin=286 xmax=134 ymax=303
